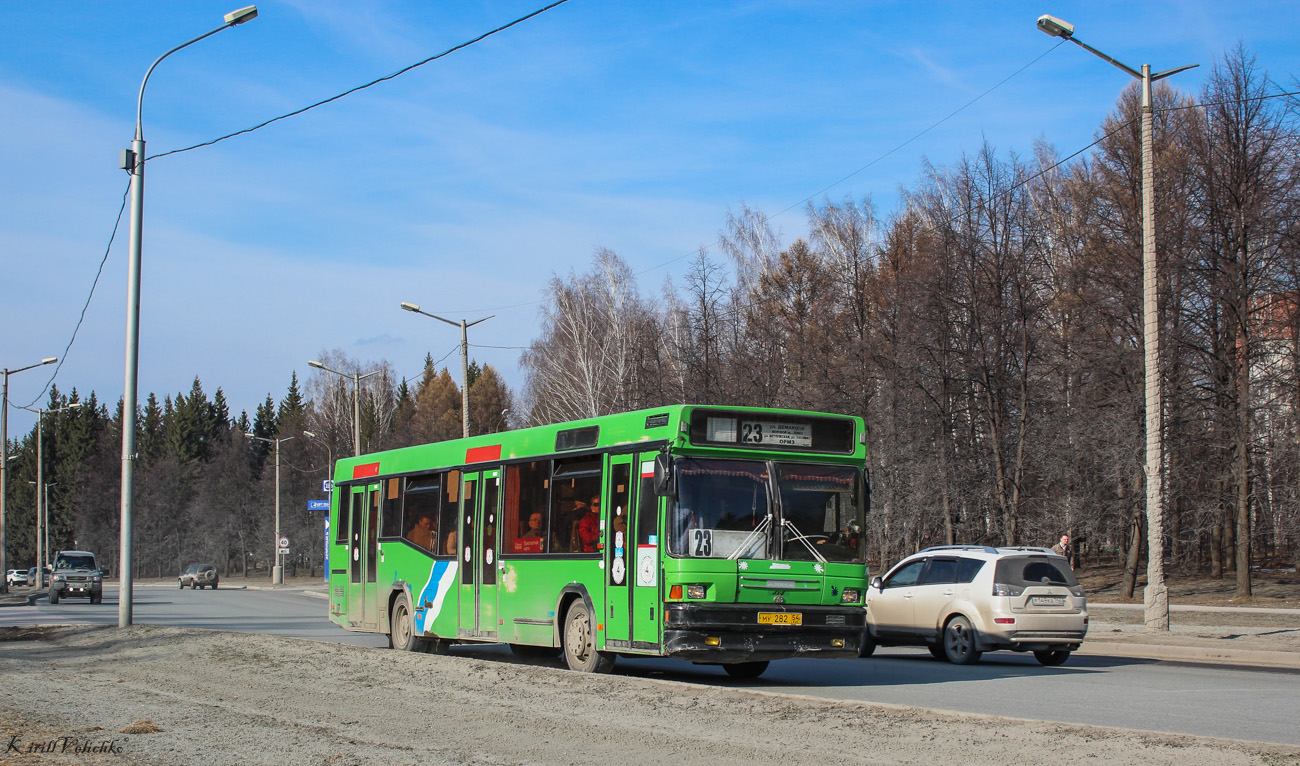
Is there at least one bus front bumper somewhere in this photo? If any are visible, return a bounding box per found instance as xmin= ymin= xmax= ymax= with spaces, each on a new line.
xmin=663 ymin=603 xmax=865 ymax=662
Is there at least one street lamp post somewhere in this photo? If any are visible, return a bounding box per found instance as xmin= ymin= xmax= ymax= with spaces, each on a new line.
xmin=42 ymin=483 xmax=56 ymax=570
xmin=302 ymin=431 xmax=333 ymax=478
xmin=27 ymin=482 xmax=57 ymax=577
xmin=117 ymin=5 xmax=258 ymax=628
xmin=18 ymin=401 xmax=82 ymax=586
xmin=0 ymin=356 xmax=57 ymax=594
xmin=400 ymin=302 xmax=493 ymax=438
xmin=1037 ymin=14 xmax=1195 ymax=631
xmin=245 ymin=433 xmax=292 ymax=584
xmin=307 ymin=362 xmax=381 ymax=456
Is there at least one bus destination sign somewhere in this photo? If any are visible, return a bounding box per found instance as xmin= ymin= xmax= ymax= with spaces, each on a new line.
xmin=740 ymin=420 xmax=812 ymax=447
xmin=692 ymin=409 xmax=857 ymax=453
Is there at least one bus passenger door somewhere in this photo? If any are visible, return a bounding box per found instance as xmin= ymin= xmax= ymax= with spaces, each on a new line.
xmin=347 ymin=484 xmax=378 ymax=629
xmin=604 ymin=456 xmax=634 ymax=645
xmin=630 ymin=452 xmax=663 ymax=648
xmin=363 ymin=483 xmax=380 ymax=629
xmin=457 ymin=470 xmax=500 ymax=639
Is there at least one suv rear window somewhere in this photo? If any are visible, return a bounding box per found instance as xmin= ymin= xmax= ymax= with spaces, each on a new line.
xmin=994 ymin=557 xmax=1077 ymax=587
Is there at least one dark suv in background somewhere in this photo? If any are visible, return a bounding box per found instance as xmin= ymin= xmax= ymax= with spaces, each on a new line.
xmin=49 ymin=550 xmax=102 ymax=604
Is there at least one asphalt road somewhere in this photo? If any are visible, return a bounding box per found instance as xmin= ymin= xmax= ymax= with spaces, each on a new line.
xmin=4 ymin=584 xmax=1298 ymax=746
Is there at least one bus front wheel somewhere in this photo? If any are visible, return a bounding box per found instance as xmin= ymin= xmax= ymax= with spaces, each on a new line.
xmin=562 ymin=601 xmax=615 ymax=674
xmin=390 ymin=595 xmax=427 ymax=653
xmin=722 ymin=661 xmax=769 ymax=679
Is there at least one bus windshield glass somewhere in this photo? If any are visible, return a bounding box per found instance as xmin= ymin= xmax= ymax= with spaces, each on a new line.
xmin=669 ymin=458 xmax=864 ymax=563
xmin=670 ymin=458 xmax=771 ymax=559
xmin=776 ymin=463 xmax=863 ymax=563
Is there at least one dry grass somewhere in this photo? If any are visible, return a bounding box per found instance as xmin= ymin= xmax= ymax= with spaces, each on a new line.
xmin=119 ymin=719 xmax=161 ymax=735
xmin=1077 ymin=563 xmax=1300 ymax=607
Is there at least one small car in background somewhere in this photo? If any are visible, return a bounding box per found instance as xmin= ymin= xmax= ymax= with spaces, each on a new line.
xmin=179 ymin=563 xmax=220 ymax=590
xmin=6 ymin=569 xmax=28 ymax=586
xmin=49 ymin=551 xmax=102 ymax=604
xmin=28 ymin=567 xmax=50 ymax=588
xmin=863 ymin=545 xmax=1088 ymax=666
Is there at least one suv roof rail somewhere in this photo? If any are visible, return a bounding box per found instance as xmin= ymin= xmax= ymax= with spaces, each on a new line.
xmin=995 ymin=546 xmax=1058 ymax=555
xmin=918 ymin=545 xmax=1000 ymax=554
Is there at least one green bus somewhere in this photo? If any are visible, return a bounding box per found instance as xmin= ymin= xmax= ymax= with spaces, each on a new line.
xmin=327 ymin=405 xmax=869 ymax=677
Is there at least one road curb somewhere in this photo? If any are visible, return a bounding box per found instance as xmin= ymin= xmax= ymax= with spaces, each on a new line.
xmin=1078 ymin=640 xmax=1300 ymax=669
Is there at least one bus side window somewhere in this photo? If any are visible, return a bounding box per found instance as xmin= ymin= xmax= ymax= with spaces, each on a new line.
xmin=440 ymin=471 xmax=459 ymax=556
xmin=504 ymin=462 xmax=549 ymax=553
xmin=380 ymin=478 xmax=403 ymax=538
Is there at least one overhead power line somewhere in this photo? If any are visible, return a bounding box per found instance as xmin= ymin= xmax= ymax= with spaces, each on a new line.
xmin=149 ymin=0 xmax=573 ymax=162
xmin=35 ymin=2 xmax=572 ymax=409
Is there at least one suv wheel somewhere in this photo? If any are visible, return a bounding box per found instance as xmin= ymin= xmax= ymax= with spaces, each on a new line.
xmin=858 ymin=630 xmax=876 ymax=658
xmin=943 ymin=616 xmax=982 ymax=665
xmin=1034 ymin=649 xmax=1071 ymax=666
xmin=48 ymin=590 xmax=59 ymax=605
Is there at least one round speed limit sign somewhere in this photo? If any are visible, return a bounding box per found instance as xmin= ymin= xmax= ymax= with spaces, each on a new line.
xmin=279 ymin=537 xmax=289 ymax=549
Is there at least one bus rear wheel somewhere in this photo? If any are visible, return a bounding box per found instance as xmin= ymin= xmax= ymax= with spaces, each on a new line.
xmin=562 ymin=601 xmax=615 ymax=673
xmin=390 ymin=595 xmax=427 ymax=653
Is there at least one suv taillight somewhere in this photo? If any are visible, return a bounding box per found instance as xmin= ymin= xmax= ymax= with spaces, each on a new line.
xmin=992 ymin=583 xmax=1023 ymax=597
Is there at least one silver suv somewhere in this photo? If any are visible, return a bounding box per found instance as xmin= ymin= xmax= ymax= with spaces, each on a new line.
xmin=863 ymin=546 xmax=1087 ymax=666
xmin=49 ymin=550 xmax=103 ymax=604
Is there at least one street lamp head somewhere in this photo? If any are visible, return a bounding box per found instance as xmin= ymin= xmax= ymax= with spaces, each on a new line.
xmin=1036 ymin=14 xmax=1074 ymax=39
xmin=303 ymin=431 xmax=317 ymax=439
xmin=308 ymin=360 xmax=324 ymax=370
xmin=224 ymin=5 xmax=258 ymax=25
xmin=400 ymin=302 xmax=421 ymax=313
xmin=41 ymin=357 xmax=57 ymax=366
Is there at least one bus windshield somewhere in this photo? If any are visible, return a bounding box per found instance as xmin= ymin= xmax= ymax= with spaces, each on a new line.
xmin=775 ymin=463 xmax=863 ymax=563
xmin=669 ymin=458 xmax=864 ymax=563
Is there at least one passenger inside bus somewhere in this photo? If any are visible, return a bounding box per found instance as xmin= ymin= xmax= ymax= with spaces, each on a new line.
xmin=515 ymin=512 xmax=546 ymax=553
xmin=406 ymin=513 xmax=436 ymax=552
xmin=577 ymin=497 xmax=601 ymax=552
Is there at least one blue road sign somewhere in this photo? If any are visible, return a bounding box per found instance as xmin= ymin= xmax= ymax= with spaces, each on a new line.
xmin=307 ymin=499 xmax=330 ymax=511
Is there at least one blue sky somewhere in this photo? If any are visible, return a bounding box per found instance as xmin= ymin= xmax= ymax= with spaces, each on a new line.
xmin=3 ymin=1 xmax=1299 ymax=434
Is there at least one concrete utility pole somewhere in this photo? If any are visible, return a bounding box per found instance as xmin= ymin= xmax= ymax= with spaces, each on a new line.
xmin=400 ymin=302 xmax=493 ymax=438
xmin=19 ymin=402 xmax=82 ymax=587
xmin=118 ymin=4 xmax=259 ymax=628
xmin=244 ymin=433 xmax=292 ymax=584
xmin=0 ymin=356 xmax=57 ymax=595
xmin=1037 ymin=14 xmax=1195 ymax=631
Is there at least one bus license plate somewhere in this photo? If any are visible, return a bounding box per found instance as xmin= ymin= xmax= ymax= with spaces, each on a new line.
xmin=1030 ymin=596 xmax=1065 ymax=607
xmin=758 ymin=612 xmax=802 ymax=626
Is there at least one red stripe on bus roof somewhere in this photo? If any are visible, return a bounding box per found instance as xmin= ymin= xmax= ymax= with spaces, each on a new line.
xmin=353 ymin=462 xmax=380 ymax=479
xmin=465 ymin=444 xmax=502 ymax=463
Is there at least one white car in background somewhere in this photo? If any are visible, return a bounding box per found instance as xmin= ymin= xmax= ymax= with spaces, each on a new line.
xmin=863 ymin=546 xmax=1088 ymax=666
xmin=6 ymin=569 xmax=29 ymax=586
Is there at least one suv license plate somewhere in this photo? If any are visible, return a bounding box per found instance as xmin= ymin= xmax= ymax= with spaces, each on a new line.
xmin=758 ymin=612 xmax=802 ymax=625
xmin=1030 ymin=596 xmax=1065 ymax=607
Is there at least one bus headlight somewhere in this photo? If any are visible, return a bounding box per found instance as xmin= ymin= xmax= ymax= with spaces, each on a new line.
xmin=686 ymin=584 xmax=707 ymax=600
xmin=841 ymin=588 xmax=861 ymax=604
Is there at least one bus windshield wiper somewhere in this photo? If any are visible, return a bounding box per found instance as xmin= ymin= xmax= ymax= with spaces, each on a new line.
xmin=781 ymin=519 xmax=827 ymax=564
xmin=728 ymin=514 xmax=773 ymax=560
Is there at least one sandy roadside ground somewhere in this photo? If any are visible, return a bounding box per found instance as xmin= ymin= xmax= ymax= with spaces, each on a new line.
xmin=1 ymin=625 xmax=1298 ymax=766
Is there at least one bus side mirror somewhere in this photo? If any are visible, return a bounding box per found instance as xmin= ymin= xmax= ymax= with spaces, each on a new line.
xmin=653 ymin=453 xmax=673 ymax=497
